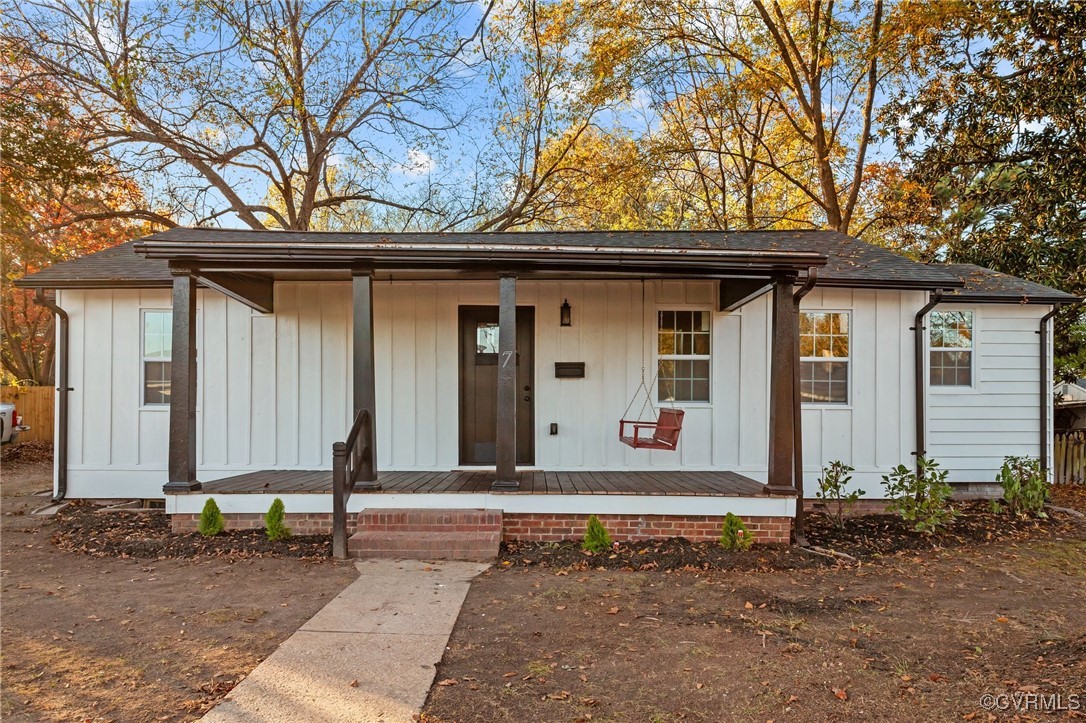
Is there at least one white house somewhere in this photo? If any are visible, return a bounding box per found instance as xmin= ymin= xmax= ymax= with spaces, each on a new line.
xmin=18 ymin=230 xmax=1078 ymax=557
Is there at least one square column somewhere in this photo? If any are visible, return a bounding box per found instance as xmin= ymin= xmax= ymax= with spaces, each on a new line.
xmin=493 ymin=273 xmax=519 ymax=489
xmin=766 ymin=275 xmax=799 ymax=496
xmin=165 ymin=268 xmax=200 ymax=492
xmin=353 ymin=269 xmax=379 ymax=488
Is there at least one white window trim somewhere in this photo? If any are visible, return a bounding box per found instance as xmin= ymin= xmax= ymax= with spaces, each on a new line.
xmin=928 ymin=306 xmax=978 ymax=393
xmin=655 ymin=306 xmax=713 ymax=407
xmin=799 ymin=309 xmax=852 ymax=407
xmin=140 ymin=308 xmax=172 ymax=409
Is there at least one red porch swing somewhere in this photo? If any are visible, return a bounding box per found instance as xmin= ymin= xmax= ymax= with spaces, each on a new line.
xmin=618 ymin=281 xmax=685 ymax=450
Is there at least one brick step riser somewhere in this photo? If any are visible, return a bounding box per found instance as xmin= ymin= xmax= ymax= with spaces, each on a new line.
xmin=357 ymin=524 xmax=501 ymax=533
xmin=348 ymin=549 xmax=494 ymax=561
xmin=356 ymin=508 xmax=502 ymax=528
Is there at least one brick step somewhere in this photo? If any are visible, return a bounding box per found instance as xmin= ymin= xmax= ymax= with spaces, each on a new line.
xmin=348 ymin=530 xmax=500 ymax=562
xmin=356 ymin=507 xmax=502 ymax=532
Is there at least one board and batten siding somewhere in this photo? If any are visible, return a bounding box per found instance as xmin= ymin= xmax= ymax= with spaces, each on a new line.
xmin=54 ymin=283 xmax=1045 ymax=499
xmin=926 ymin=303 xmax=1048 ymax=483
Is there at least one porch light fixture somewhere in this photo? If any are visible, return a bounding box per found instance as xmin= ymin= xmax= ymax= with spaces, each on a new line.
xmin=560 ymin=299 xmax=572 ymax=327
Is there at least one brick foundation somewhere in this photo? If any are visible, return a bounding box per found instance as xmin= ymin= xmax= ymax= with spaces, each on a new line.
xmin=170 ymin=510 xmax=792 ymax=543
xmin=170 ymin=512 xmax=355 ymax=536
xmin=502 ymin=513 xmax=792 ymax=544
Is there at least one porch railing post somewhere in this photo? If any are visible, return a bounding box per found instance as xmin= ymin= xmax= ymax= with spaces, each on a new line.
xmin=332 ymin=441 xmax=348 ymax=559
xmin=493 ymin=273 xmax=519 ymax=489
xmin=766 ymin=274 xmax=799 ymax=496
xmin=352 ymin=268 xmax=379 ymax=489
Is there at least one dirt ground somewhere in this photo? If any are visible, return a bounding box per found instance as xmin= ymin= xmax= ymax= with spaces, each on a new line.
xmin=0 ymin=460 xmax=359 ymax=722
xmin=426 ymin=503 xmax=1086 ymax=722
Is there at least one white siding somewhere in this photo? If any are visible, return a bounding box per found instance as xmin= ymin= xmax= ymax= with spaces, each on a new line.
xmin=57 ymin=282 xmax=1048 ymax=499
xmin=927 ymin=304 xmax=1047 ymax=483
xmin=797 ymin=288 xmax=924 ymax=495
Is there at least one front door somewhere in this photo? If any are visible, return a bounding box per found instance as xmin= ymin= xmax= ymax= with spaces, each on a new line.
xmin=459 ymin=306 xmax=535 ymax=466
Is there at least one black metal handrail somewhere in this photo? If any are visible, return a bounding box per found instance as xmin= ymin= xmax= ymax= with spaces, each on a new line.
xmin=332 ymin=408 xmax=374 ymax=558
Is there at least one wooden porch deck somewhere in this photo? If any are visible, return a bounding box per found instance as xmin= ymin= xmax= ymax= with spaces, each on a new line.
xmin=195 ymin=469 xmax=767 ymax=497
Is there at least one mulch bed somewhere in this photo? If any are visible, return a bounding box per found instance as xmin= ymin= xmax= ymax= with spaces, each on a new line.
xmin=498 ymin=500 xmax=1078 ymax=571
xmin=52 ymin=501 xmax=331 ymax=559
xmin=802 ymin=500 xmax=1076 ymax=559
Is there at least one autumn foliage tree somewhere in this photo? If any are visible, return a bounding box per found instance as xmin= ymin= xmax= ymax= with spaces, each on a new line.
xmin=885 ymin=1 xmax=1086 ymax=374
xmin=1 ymin=53 xmax=149 ymax=384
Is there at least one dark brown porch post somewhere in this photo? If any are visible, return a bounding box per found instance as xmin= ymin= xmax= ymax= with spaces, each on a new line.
xmin=493 ymin=273 xmax=519 ymax=489
xmin=164 ymin=267 xmax=200 ymax=492
xmin=766 ymin=275 xmax=798 ymax=496
xmin=353 ymin=268 xmax=379 ymax=489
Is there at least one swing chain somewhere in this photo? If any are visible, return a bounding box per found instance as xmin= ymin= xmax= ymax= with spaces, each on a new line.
xmin=621 ymin=279 xmax=658 ymax=422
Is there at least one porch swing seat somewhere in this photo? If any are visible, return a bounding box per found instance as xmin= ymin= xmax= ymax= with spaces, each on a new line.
xmin=619 ymin=408 xmax=685 ymax=450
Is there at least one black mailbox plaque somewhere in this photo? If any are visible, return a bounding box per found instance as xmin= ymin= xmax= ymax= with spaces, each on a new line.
xmin=554 ymin=362 xmax=586 ymax=379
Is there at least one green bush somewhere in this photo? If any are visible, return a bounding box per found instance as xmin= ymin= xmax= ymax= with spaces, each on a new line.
xmin=719 ymin=512 xmax=753 ymax=551
xmin=197 ymin=498 xmax=225 ymax=537
xmin=265 ymin=498 xmax=292 ymax=541
xmin=882 ymin=456 xmax=957 ymax=534
xmin=816 ymin=460 xmax=864 ymax=528
xmin=996 ymin=456 xmax=1048 ymax=517
xmin=582 ymin=514 xmax=613 ymax=553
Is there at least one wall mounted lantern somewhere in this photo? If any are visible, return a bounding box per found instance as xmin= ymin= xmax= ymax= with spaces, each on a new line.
xmin=560 ymin=299 xmax=572 ymax=327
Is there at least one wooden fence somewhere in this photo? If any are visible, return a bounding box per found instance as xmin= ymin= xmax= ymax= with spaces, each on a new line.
xmin=1055 ymin=430 xmax=1085 ymax=485
xmin=0 ymin=386 xmax=54 ymax=444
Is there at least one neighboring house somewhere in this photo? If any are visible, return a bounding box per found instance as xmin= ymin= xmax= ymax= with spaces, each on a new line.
xmin=1056 ymin=379 xmax=1086 ymax=431
xmin=16 ymin=230 xmax=1079 ymax=554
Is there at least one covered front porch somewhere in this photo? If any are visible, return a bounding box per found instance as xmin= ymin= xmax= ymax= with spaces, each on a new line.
xmin=140 ymin=230 xmax=826 ymax=555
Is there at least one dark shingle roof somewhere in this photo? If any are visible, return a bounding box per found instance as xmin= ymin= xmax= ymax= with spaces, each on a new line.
xmin=941 ymin=263 xmax=1079 ymax=304
xmin=15 ymin=241 xmax=171 ymax=288
xmin=13 ymin=228 xmax=1077 ymax=303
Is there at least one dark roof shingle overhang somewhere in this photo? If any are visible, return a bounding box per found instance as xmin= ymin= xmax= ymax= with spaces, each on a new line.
xmin=939 ymin=263 xmax=1080 ymax=305
xmin=16 ymin=228 xmax=1071 ymax=304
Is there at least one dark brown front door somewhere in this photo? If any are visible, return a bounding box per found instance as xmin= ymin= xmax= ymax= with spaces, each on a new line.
xmin=459 ymin=306 xmax=535 ymax=466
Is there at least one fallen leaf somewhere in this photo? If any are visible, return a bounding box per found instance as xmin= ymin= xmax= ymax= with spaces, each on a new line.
xmin=437 ymin=678 xmax=458 ymax=687
xmin=556 ymin=605 xmax=566 ymax=611
xmin=607 ymin=607 xmax=619 ymax=615
xmin=996 ymin=616 xmax=1009 ymax=623
xmin=744 ymin=601 xmax=754 ymax=610
xmin=349 ymin=679 xmax=359 ymax=688
xmin=833 ymin=688 xmax=848 ymax=701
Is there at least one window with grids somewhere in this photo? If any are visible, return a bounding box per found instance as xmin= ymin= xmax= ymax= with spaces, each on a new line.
xmin=657 ymin=310 xmax=711 ymax=402
xmin=800 ymin=312 xmax=850 ymax=404
xmin=143 ymin=310 xmax=172 ymax=405
xmin=929 ymin=310 xmax=973 ymax=386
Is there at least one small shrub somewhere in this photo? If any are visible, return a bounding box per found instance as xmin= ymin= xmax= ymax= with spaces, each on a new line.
xmin=719 ymin=512 xmax=753 ymax=551
xmin=582 ymin=514 xmax=612 ymax=553
xmin=197 ymin=498 xmax=225 ymax=537
xmin=265 ymin=498 xmax=292 ymax=541
xmin=996 ymin=456 xmax=1048 ymax=517
xmin=816 ymin=460 xmax=864 ymax=528
xmin=882 ymin=456 xmax=957 ymax=534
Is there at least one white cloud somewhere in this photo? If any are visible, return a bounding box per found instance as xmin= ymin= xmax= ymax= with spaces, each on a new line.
xmin=394 ymin=148 xmax=436 ymax=177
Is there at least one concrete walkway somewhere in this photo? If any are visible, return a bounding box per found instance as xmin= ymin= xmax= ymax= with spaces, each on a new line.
xmin=201 ymin=559 xmax=489 ymax=723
